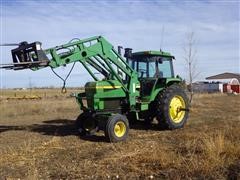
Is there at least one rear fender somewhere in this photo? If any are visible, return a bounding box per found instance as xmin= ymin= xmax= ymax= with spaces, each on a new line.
xmin=150 ymin=78 xmax=181 ymax=102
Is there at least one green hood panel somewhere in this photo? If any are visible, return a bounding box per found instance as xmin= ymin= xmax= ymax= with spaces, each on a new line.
xmin=85 ymin=80 xmax=127 ymax=110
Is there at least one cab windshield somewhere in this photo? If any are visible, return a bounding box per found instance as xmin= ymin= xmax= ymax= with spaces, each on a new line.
xmin=129 ymin=56 xmax=174 ymax=78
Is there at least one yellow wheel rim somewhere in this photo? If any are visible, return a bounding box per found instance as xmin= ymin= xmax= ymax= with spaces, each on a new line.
xmin=169 ymin=95 xmax=186 ymax=123
xmin=114 ymin=121 xmax=126 ymax=137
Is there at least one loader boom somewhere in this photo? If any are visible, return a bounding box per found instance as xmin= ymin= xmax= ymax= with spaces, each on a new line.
xmin=2 ymin=36 xmax=140 ymax=107
xmin=45 ymin=36 xmax=135 ymax=83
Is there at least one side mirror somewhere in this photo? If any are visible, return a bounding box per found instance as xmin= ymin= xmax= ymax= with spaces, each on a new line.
xmin=158 ymin=58 xmax=163 ymax=64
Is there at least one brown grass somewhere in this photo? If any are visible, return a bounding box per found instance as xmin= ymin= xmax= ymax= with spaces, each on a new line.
xmin=0 ymin=90 xmax=239 ymax=179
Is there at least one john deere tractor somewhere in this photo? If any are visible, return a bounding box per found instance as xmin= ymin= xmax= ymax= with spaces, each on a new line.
xmin=1 ymin=36 xmax=189 ymax=142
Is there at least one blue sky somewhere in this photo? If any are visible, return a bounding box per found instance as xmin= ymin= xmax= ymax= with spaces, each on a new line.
xmin=0 ymin=0 xmax=239 ymax=88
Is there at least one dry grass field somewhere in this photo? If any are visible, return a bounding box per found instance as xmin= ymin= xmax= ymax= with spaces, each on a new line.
xmin=0 ymin=89 xmax=239 ymax=179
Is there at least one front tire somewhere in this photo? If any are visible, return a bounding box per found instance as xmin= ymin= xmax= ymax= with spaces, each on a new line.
xmin=105 ymin=114 xmax=129 ymax=142
xmin=156 ymin=84 xmax=189 ymax=129
xmin=75 ymin=112 xmax=98 ymax=136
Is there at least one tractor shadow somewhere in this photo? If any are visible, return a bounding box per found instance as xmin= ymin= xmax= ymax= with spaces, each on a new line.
xmin=79 ymin=134 xmax=107 ymax=142
xmin=0 ymin=119 xmax=108 ymax=142
xmin=33 ymin=119 xmax=79 ymax=136
xmin=0 ymin=119 xmax=78 ymax=136
xmin=0 ymin=119 xmax=166 ymax=142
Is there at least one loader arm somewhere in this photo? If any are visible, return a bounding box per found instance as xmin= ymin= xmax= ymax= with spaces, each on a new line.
xmin=1 ymin=36 xmax=140 ymax=106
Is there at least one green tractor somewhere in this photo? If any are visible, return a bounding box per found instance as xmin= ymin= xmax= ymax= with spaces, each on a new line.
xmin=1 ymin=36 xmax=189 ymax=142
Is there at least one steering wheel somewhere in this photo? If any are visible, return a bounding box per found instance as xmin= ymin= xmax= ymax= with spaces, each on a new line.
xmin=138 ymin=69 xmax=147 ymax=78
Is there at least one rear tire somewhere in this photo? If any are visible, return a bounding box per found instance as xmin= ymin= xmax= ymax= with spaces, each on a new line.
xmin=105 ymin=114 xmax=129 ymax=142
xmin=156 ymin=84 xmax=189 ymax=129
xmin=75 ymin=112 xmax=98 ymax=136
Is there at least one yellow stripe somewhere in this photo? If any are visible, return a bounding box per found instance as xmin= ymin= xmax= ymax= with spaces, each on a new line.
xmin=97 ymin=86 xmax=122 ymax=89
xmin=85 ymin=86 xmax=122 ymax=89
xmin=86 ymin=85 xmax=140 ymax=89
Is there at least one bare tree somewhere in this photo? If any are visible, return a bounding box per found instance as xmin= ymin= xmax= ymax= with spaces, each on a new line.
xmin=183 ymin=31 xmax=199 ymax=103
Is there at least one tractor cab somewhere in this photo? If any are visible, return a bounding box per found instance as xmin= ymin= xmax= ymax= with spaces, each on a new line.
xmin=127 ymin=50 xmax=175 ymax=97
xmin=129 ymin=51 xmax=174 ymax=78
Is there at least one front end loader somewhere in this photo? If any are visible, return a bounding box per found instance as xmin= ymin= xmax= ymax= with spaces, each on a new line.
xmin=1 ymin=36 xmax=189 ymax=142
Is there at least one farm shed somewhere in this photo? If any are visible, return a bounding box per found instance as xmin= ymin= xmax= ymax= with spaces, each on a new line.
xmin=206 ymin=72 xmax=240 ymax=94
xmin=192 ymin=81 xmax=222 ymax=93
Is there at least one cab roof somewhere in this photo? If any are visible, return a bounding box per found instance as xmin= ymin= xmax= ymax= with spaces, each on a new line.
xmin=132 ymin=50 xmax=174 ymax=58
